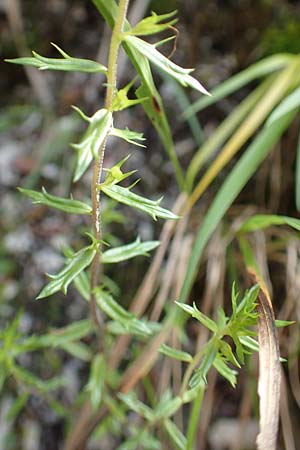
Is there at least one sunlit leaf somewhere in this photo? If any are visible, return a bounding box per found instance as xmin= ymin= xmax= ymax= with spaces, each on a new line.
xmin=18 ymin=187 xmax=92 ymax=214
xmin=6 ymin=43 xmax=107 ymax=73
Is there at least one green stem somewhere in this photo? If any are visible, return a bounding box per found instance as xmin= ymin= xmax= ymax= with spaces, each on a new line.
xmin=90 ymin=0 xmax=130 ymax=329
xmin=186 ymin=383 xmax=205 ymax=450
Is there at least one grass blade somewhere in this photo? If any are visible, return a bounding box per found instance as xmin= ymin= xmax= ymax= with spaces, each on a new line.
xmin=179 ymin=111 xmax=296 ymax=305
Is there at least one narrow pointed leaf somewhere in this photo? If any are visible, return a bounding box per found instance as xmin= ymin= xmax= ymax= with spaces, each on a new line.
xmin=102 ymin=237 xmax=160 ymax=263
xmin=101 ymin=184 xmax=180 ymax=220
xmin=72 ymin=109 xmax=113 ymax=182
xmin=37 ymin=246 xmax=96 ymax=299
xmin=18 ymin=187 xmax=92 ymax=214
xmin=6 ymin=43 xmax=107 ymax=73
xmin=123 ymin=35 xmax=209 ymax=95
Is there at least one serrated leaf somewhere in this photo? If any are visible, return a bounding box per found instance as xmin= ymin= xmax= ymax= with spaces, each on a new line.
xmin=37 ymin=245 xmax=97 ymax=299
xmin=101 ymin=184 xmax=180 ymax=221
xmin=18 ymin=187 xmax=92 ymax=214
xmin=72 ymin=108 xmax=113 ymax=182
xmin=123 ymin=35 xmax=209 ymax=95
xmin=159 ymin=344 xmax=193 ymax=362
xmin=86 ymin=354 xmax=106 ymax=410
xmin=111 ymin=128 xmax=146 ymax=147
xmin=130 ymin=11 xmax=178 ymax=36
xmin=102 ymin=237 xmax=160 ymax=264
xmin=6 ymin=43 xmax=107 ymax=73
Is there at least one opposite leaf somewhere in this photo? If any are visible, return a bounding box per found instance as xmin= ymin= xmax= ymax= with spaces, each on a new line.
xmin=18 ymin=187 xmax=92 ymax=215
xmin=6 ymin=43 xmax=107 ymax=73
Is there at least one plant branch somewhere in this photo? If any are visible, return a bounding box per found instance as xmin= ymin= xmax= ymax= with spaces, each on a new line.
xmin=90 ymin=0 xmax=130 ymax=329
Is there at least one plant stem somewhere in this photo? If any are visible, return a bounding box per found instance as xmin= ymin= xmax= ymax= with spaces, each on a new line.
xmin=90 ymin=0 xmax=130 ymax=329
xmin=186 ymin=383 xmax=205 ymax=450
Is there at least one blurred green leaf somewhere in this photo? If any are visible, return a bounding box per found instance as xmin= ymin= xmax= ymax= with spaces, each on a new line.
xmin=86 ymin=354 xmax=106 ymax=410
xmin=159 ymin=344 xmax=193 ymax=362
xmin=6 ymin=392 xmax=30 ymax=421
xmin=185 ymin=53 xmax=293 ymax=116
xmin=96 ymin=290 xmax=156 ymax=337
xmin=118 ymin=391 xmax=155 ymax=421
xmin=164 ymin=419 xmax=187 ymax=450
xmin=6 ymin=43 xmax=107 ymax=73
xmin=101 ymin=184 xmax=179 ymax=220
xmin=11 ymin=365 xmax=64 ymax=393
xmin=18 ymin=187 xmax=92 ymax=214
xmin=266 ymin=87 xmax=300 ymax=126
xmin=239 ymin=214 xmax=300 ymax=233
xmin=102 ymin=237 xmax=160 ymax=263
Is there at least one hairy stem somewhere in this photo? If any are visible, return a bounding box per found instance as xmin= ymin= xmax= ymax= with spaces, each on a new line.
xmin=90 ymin=0 xmax=130 ymax=329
